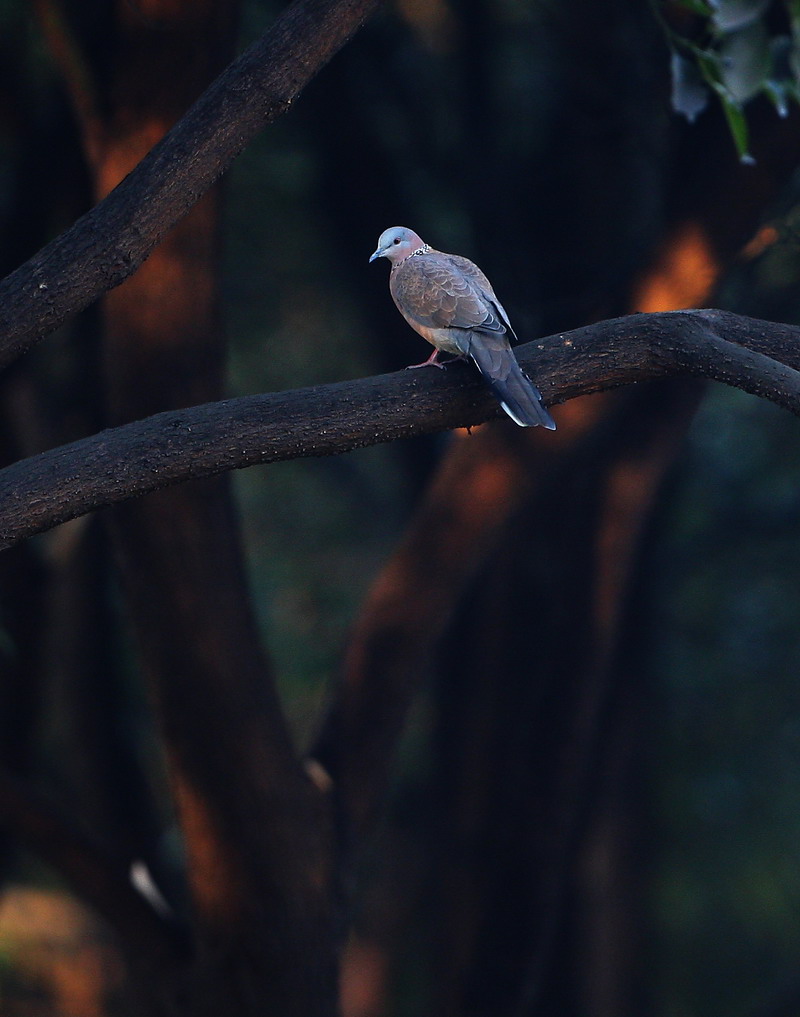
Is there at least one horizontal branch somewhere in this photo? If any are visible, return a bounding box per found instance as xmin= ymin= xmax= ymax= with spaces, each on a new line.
xmin=0 ymin=0 xmax=379 ymax=369
xmin=0 ymin=308 xmax=799 ymax=551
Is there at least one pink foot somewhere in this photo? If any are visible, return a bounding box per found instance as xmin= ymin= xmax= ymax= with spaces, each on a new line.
xmin=406 ymin=348 xmax=444 ymax=370
xmin=406 ymin=349 xmax=455 ymax=370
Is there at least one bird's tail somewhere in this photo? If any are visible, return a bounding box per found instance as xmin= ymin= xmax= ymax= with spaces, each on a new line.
xmin=469 ymin=342 xmax=556 ymax=429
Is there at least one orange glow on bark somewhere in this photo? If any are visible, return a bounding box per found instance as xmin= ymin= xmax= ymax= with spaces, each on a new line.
xmin=742 ymin=224 xmax=779 ymax=260
xmin=171 ymin=770 xmax=245 ymax=925
xmin=341 ymin=939 xmax=389 ymax=1017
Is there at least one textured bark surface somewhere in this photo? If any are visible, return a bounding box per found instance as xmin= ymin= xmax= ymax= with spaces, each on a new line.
xmin=0 ymin=308 xmax=798 ymax=551
xmin=81 ymin=3 xmax=341 ymax=1015
xmin=0 ymin=0 xmax=379 ymax=370
xmin=2 ymin=0 xmax=800 ymax=1014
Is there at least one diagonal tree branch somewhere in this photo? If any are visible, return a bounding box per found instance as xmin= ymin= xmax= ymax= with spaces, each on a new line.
xmin=0 ymin=308 xmax=798 ymax=551
xmin=0 ymin=0 xmax=379 ymax=370
xmin=310 ymin=420 xmax=555 ymax=836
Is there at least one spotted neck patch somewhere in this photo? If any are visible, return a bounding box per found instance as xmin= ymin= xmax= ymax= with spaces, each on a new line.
xmin=395 ymin=244 xmax=431 ymax=268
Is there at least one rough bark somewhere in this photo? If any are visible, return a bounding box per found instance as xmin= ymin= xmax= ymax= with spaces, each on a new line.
xmin=0 ymin=307 xmax=798 ymax=552
xmin=1 ymin=0 xmax=799 ymax=1014
xmin=0 ymin=0 xmax=379 ymax=370
xmin=66 ymin=2 xmax=342 ymax=1015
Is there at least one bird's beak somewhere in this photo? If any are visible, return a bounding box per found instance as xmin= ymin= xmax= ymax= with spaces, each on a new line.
xmin=368 ymin=247 xmax=383 ymax=263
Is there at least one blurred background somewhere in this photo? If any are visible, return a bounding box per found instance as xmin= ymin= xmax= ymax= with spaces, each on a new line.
xmin=1 ymin=1 xmax=800 ymax=1015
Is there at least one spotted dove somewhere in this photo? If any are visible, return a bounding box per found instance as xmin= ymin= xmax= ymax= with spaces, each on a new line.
xmin=369 ymin=226 xmax=556 ymax=429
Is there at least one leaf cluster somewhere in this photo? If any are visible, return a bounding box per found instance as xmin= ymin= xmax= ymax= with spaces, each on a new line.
xmin=663 ymin=0 xmax=800 ymax=160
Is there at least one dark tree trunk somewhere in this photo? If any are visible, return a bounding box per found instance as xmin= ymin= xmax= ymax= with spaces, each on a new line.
xmin=1 ymin=1 xmax=800 ymax=1015
xmin=77 ymin=3 xmax=339 ymax=1014
xmin=316 ymin=3 xmax=800 ymax=1015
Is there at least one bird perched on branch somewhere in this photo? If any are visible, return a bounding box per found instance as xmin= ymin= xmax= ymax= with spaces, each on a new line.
xmin=369 ymin=226 xmax=556 ymax=429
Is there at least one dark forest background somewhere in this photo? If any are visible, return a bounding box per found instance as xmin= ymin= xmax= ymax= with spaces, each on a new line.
xmin=1 ymin=1 xmax=800 ymax=1016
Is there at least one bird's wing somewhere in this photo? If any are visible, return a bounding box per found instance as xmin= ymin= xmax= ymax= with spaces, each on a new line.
xmin=460 ymin=326 xmax=512 ymax=377
xmin=391 ymin=252 xmax=507 ymax=335
xmin=444 ymin=253 xmax=518 ymax=341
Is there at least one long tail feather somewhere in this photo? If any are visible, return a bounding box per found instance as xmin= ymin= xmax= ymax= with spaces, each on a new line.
xmin=468 ymin=341 xmax=556 ymax=429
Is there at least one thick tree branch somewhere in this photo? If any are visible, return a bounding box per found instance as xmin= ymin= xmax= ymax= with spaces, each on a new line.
xmin=0 ymin=0 xmax=379 ymax=370
xmin=0 ymin=308 xmax=799 ymax=551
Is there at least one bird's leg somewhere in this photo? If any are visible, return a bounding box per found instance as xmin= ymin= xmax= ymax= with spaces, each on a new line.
xmin=406 ymin=348 xmax=446 ymax=370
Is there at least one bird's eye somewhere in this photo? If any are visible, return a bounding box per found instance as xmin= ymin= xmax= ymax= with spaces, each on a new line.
xmin=393 ymin=237 xmax=401 ymax=244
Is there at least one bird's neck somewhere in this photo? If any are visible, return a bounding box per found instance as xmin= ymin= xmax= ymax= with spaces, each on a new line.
xmin=393 ymin=244 xmax=431 ymax=269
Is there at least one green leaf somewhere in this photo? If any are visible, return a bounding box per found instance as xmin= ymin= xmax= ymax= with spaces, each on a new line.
xmin=693 ymin=45 xmax=726 ymax=86
xmin=708 ymin=0 xmax=771 ymax=33
xmin=718 ymin=21 xmax=771 ymax=102
xmin=675 ymin=0 xmax=714 ymax=14
xmin=718 ymin=92 xmax=756 ymax=161
xmin=763 ymin=78 xmax=790 ymax=115
xmin=671 ymin=50 xmax=711 ymax=120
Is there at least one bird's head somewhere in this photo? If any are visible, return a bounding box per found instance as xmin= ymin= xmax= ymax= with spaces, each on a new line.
xmin=369 ymin=226 xmax=426 ymax=264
